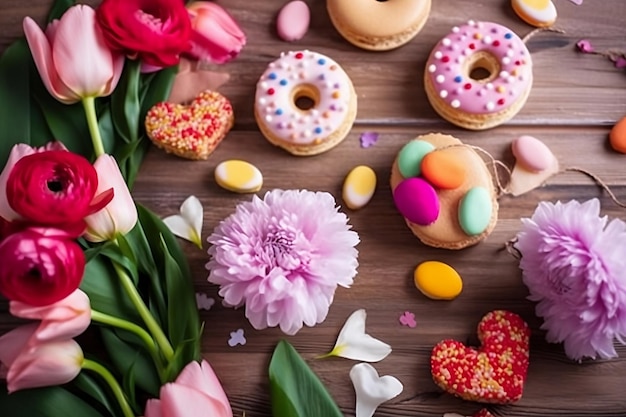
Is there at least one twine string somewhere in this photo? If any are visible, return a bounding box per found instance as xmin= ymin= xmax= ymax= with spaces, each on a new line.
xmin=522 ymin=27 xmax=566 ymax=43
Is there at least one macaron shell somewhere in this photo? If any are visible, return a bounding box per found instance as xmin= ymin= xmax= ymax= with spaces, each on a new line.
xmin=390 ymin=133 xmax=498 ymax=249
xmin=276 ymin=1 xmax=310 ymax=42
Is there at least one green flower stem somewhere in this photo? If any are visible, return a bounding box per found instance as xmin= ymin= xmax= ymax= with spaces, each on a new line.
xmin=82 ymin=96 xmax=105 ymax=157
xmin=113 ymin=261 xmax=174 ymax=361
xmin=82 ymin=359 xmax=135 ymax=417
xmin=90 ymin=309 xmax=165 ymax=375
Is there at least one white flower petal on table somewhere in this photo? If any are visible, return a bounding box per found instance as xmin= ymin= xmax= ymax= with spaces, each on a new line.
xmin=163 ymin=196 xmax=203 ymax=249
xmin=324 ymin=309 xmax=391 ymax=362
xmin=350 ymin=363 xmax=403 ymax=417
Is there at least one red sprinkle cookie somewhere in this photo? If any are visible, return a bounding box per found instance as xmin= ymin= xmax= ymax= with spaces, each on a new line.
xmin=145 ymin=90 xmax=234 ymax=160
xmin=431 ymin=310 xmax=530 ymax=404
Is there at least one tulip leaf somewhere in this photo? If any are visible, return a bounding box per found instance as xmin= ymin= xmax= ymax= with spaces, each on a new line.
xmin=111 ymin=59 xmax=140 ymax=145
xmin=0 ymin=39 xmax=31 ymax=167
xmin=73 ymin=373 xmax=120 ymax=417
xmin=100 ymin=327 xmax=161 ymax=397
xmin=269 ymin=340 xmax=344 ymax=417
xmin=81 ymin=255 xmax=140 ymax=323
xmin=0 ymin=384 xmax=107 ymax=417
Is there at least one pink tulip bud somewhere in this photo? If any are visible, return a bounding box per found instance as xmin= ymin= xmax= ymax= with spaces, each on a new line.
xmin=145 ymin=360 xmax=233 ymax=417
xmin=84 ymin=154 xmax=138 ymax=242
xmin=187 ymin=2 xmax=246 ymax=64
xmin=10 ymin=289 xmax=91 ymax=343
xmin=0 ymin=324 xmax=83 ymax=393
xmin=23 ymin=5 xmax=124 ymax=104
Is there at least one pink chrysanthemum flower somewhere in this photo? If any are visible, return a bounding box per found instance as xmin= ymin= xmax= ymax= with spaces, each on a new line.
xmin=515 ymin=199 xmax=626 ymax=361
xmin=206 ymin=189 xmax=360 ymax=335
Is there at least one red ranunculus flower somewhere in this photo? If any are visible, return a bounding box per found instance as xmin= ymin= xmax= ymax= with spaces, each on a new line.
xmin=0 ymin=228 xmax=85 ymax=306
xmin=96 ymin=0 xmax=192 ymax=68
xmin=5 ymin=150 xmax=112 ymax=235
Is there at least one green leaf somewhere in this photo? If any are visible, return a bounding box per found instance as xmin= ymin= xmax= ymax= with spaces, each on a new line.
xmin=0 ymin=38 xmax=31 ymax=167
xmin=136 ymin=204 xmax=200 ymax=359
xmin=73 ymin=373 xmax=119 ymax=417
xmin=269 ymin=340 xmax=344 ymax=417
xmin=111 ymin=59 xmax=141 ymax=145
xmin=0 ymin=384 xmax=106 ymax=417
xmin=80 ymin=255 xmax=140 ymax=322
xmin=100 ymin=328 xmax=161 ymax=397
xmin=139 ymin=65 xmax=178 ymax=119
xmin=47 ymin=0 xmax=75 ymax=22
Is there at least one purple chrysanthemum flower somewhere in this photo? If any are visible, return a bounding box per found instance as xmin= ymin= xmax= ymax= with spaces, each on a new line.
xmin=206 ymin=189 xmax=360 ymax=335
xmin=515 ymin=199 xmax=626 ymax=361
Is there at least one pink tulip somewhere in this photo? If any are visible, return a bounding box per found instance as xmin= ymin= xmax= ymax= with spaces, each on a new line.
xmin=0 ymin=142 xmax=66 ymax=222
xmin=0 ymin=324 xmax=83 ymax=393
xmin=187 ymin=2 xmax=246 ymax=64
xmin=10 ymin=289 xmax=91 ymax=343
xmin=23 ymin=5 xmax=124 ymax=104
xmin=145 ymin=360 xmax=233 ymax=417
xmin=84 ymin=154 xmax=138 ymax=242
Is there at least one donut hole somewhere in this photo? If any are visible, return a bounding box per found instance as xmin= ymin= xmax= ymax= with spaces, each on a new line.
xmin=292 ymin=84 xmax=320 ymax=112
xmin=465 ymin=51 xmax=500 ymax=83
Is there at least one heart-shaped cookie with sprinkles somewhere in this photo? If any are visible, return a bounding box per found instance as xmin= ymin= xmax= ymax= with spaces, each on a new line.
xmin=431 ymin=310 xmax=530 ymax=404
xmin=145 ymin=90 xmax=234 ymax=160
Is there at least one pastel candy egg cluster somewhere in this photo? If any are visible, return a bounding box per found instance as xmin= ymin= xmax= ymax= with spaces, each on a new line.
xmin=392 ymin=140 xmax=492 ymax=236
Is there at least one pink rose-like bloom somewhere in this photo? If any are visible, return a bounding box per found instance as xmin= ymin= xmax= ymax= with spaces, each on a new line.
xmin=144 ymin=360 xmax=232 ymax=417
xmin=23 ymin=5 xmax=124 ymax=104
xmin=10 ymin=289 xmax=91 ymax=343
xmin=0 ymin=324 xmax=83 ymax=393
xmin=0 ymin=142 xmax=67 ymax=223
xmin=97 ymin=0 xmax=192 ymax=68
xmin=207 ymin=189 xmax=360 ymax=335
xmin=187 ymin=2 xmax=246 ymax=64
xmin=515 ymin=199 xmax=626 ymax=360
xmin=84 ymin=154 xmax=138 ymax=242
xmin=0 ymin=228 xmax=85 ymax=306
xmin=6 ymin=150 xmax=113 ymax=235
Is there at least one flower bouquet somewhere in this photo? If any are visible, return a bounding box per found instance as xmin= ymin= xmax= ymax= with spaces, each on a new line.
xmin=0 ymin=0 xmax=245 ymax=415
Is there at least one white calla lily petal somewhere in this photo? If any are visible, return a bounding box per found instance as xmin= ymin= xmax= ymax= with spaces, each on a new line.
xmin=324 ymin=309 xmax=391 ymax=362
xmin=350 ymin=363 xmax=403 ymax=417
xmin=180 ymin=195 xmax=203 ymax=238
xmin=163 ymin=196 xmax=204 ymax=248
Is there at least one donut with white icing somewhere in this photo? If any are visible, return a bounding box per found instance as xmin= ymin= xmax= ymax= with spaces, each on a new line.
xmin=254 ymin=50 xmax=357 ymax=156
xmin=424 ymin=21 xmax=533 ymax=130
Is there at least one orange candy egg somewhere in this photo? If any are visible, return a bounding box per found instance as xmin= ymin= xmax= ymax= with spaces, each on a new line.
xmin=421 ymin=151 xmax=466 ymax=189
xmin=610 ymin=116 xmax=626 ymax=154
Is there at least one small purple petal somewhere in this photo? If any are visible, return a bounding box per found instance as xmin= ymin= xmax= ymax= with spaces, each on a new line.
xmin=576 ymin=39 xmax=594 ymax=53
xmin=613 ymin=57 xmax=626 ymax=69
xmin=567 ymin=0 xmax=583 ymax=5
xmin=359 ymin=131 xmax=379 ymax=148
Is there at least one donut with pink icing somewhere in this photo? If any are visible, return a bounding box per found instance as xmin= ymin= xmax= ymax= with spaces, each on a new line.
xmin=424 ymin=20 xmax=533 ymax=130
xmin=254 ymin=50 xmax=357 ymax=156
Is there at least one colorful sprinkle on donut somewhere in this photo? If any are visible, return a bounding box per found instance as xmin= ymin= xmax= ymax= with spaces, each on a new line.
xmin=425 ymin=21 xmax=532 ymax=115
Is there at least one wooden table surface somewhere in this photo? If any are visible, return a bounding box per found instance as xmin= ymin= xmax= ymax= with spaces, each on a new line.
xmin=2 ymin=1 xmax=626 ymax=416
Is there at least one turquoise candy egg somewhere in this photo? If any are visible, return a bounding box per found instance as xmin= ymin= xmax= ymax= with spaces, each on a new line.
xmin=458 ymin=186 xmax=492 ymax=236
xmin=397 ymin=140 xmax=435 ymax=178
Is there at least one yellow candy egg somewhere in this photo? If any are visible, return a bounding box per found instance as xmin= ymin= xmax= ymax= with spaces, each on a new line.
xmin=511 ymin=0 xmax=557 ymax=27
xmin=414 ymin=261 xmax=463 ymax=300
xmin=214 ymin=160 xmax=263 ymax=193
xmin=342 ymin=165 xmax=377 ymax=210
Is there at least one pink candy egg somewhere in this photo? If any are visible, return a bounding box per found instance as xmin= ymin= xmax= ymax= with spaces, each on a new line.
xmin=276 ymin=1 xmax=310 ymax=42
xmin=512 ymin=135 xmax=554 ymax=172
xmin=393 ymin=178 xmax=440 ymax=225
